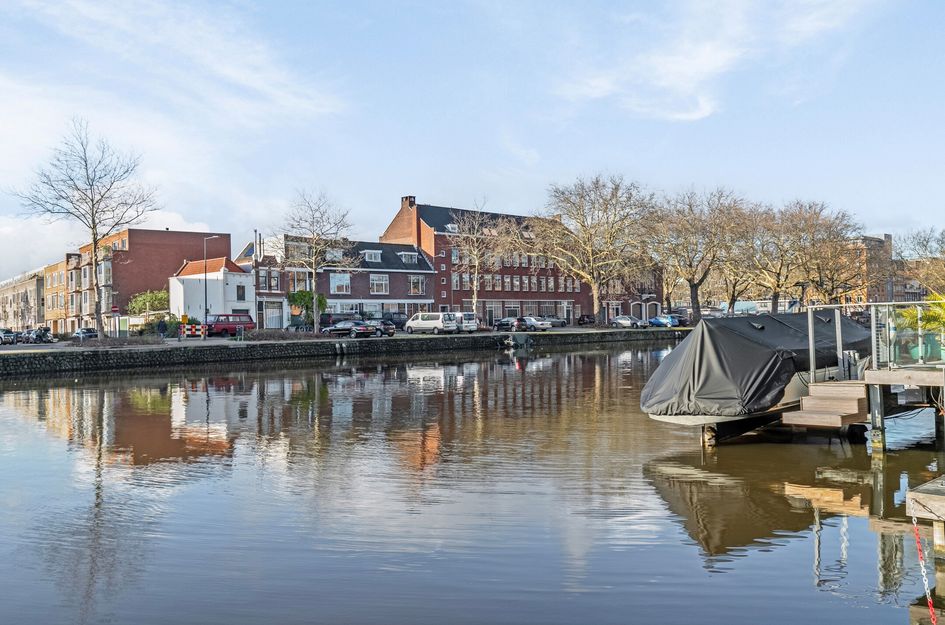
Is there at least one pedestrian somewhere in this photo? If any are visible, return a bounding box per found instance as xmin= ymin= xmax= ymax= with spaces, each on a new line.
xmin=157 ymin=318 xmax=167 ymax=340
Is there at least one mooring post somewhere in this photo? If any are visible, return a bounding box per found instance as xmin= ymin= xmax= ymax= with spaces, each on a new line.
xmin=869 ymin=383 xmax=886 ymax=454
xmin=834 ymin=308 xmax=845 ymax=380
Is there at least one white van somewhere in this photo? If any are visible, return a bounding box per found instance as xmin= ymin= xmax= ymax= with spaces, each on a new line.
xmin=456 ymin=312 xmax=479 ymax=333
xmin=405 ymin=312 xmax=458 ymax=335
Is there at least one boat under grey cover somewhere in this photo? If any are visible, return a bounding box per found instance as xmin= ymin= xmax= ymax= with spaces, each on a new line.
xmin=640 ymin=313 xmax=871 ymax=419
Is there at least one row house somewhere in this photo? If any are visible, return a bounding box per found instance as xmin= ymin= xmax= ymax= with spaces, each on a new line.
xmin=236 ymin=236 xmax=435 ymax=327
xmin=44 ymin=229 xmax=231 ymax=333
xmin=0 ymin=269 xmax=44 ymax=331
xmin=379 ymin=195 xmax=594 ymax=324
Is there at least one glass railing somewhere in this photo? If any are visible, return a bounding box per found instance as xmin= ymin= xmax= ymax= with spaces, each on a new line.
xmin=870 ymin=301 xmax=945 ymax=369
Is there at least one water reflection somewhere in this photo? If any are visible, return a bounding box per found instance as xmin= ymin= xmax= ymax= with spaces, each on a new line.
xmin=0 ymin=344 xmax=938 ymax=624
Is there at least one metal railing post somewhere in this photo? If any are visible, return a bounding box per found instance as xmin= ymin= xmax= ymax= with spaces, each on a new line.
xmin=808 ymin=307 xmax=816 ymax=382
xmin=917 ymin=305 xmax=925 ymax=365
xmin=870 ymin=303 xmax=877 ymax=369
xmin=834 ymin=308 xmax=845 ymax=380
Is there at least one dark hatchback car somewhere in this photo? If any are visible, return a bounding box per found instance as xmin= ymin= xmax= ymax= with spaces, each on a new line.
xmin=381 ymin=312 xmax=409 ymax=330
xmin=364 ymin=320 xmax=396 ymax=337
xmin=492 ymin=317 xmax=526 ymax=331
xmin=72 ymin=328 xmax=99 ymax=340
xmin=321 ymin=320 xmax=375 ymax=338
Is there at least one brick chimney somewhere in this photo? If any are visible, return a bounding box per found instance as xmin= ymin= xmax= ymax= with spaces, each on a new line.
xmin=401 ymin=195 xmax=416 ymax=210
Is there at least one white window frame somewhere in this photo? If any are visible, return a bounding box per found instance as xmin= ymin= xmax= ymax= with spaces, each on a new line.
xmin=369 ymin=273 xmax=389 ymax=295
xmin=330 ymin=273 xmax=351 ymax=295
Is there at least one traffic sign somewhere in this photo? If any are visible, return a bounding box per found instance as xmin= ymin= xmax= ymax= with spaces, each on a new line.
xmin=111 ymin=305 xmax=119 ymax=313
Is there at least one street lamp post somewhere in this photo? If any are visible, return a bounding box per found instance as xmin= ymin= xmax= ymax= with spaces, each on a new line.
xmin=203 ymin=235 xmax=220 ymax=340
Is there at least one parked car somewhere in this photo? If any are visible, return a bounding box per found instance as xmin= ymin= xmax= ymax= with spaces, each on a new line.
xmin=610 ymin=315 xmax=647 ymax=329
xmin=493 ymin=317 xmax=526 ymax=332
xmin=404 ymin=312 xmax=457 ymax=334
xmin=522 ymin=316 xmax=552 ymax=331
xmin=26 ymin=327 xmax=53 ymax=343
xmin=321 ymin=320 xmax=376 ymax=338
xmin=667 ymin=313 xmax=689 ymax=327
xmin=319 ymin=312 xmax=362 ymax=327
xmin=381 ymin=312 xmax=410 ymax=330
xmin=73 ymin=328 xmax=99 ymax=340
xmin=648 ymin=315 xmax=677 ymax=328
xmin=577 ymin=314 xmax=596 ymax=325
xmin=0 ymin=328 xmax=15 ymax=344
xmin=541 ymin=315 xmax=568 ymax=327
xmin=205 ymin=313 xmax=256 ymax=337
xmin=455 ymin=312 xmax=479 ymax=333
xmin=363 ymin=319 xmax=396 ymax=337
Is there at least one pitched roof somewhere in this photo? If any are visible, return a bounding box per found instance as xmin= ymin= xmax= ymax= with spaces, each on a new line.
xmin=416 ymin=204 xmax=527 ymax=233
xmin=339 ymin=241 xmax=434 ymax=272
xmin=175 ymin=257 xmax=247 ymax=277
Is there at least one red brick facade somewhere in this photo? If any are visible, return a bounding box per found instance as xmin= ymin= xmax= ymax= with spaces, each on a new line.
xmin=380 ymin=196 xmax=594 ymax=324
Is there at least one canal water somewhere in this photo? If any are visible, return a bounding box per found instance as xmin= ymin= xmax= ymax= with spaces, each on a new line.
xmin=0 ymin=343 xmax=941 ymax=624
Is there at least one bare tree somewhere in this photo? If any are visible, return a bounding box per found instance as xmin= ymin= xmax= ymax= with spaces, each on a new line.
xmin=741 ymin=202 xmax=801 ymax=313
xmin=277 ymin=190 xmax=355 ymax=330
xmin=17 ymin=119 xmax=156 ymax=334
xmin=651 ymin=188 xmax=739 ymax=323
xmin=506 ymin=174 xmax=653 ymax=323
xmin=791 ymin=202 xmax=864 ymax=303
xmin=897 ymin=228 xmax=945 ymax=294
xmin=449 ymin=203 xmax=501 ymax=317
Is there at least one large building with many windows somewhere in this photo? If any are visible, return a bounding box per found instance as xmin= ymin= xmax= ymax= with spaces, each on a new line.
xmin=0 ymin=269 xmax=44 ymax=331
xmin=379 ymin=195 xmax=594 ymax=324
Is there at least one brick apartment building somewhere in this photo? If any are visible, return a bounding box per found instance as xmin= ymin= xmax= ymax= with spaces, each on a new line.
xmin=44 ymin=229 xmax=230 ymax=333
xmin=237 ymin=237 xmax=435 ymax=326
xmin=0 ymin=269 xmax=44 ymax=331
xmin=379 ymin=195 xmax=594 ymax=324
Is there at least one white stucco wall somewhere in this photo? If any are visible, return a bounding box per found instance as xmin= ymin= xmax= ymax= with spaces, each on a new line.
xmin=169 ymin=269 xmax=255 ymax=322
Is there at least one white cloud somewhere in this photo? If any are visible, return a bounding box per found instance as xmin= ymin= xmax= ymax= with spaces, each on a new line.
xmin=558 ymin=0 xmax=876 ymax=121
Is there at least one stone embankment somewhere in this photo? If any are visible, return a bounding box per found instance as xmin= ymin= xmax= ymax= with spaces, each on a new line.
xmin=0 ymin=329 xmax=687 ymax=378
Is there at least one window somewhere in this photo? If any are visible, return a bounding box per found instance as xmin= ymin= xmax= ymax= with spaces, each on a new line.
xmin=452 ymin=274 xmax=460 ymax=290
xmin=521 ymin=275 xmax=529 ymax=292
xmin=330 ymin=273 xmax=351 ymax=294
xmin=504 ymin=275 xmax=511 ymax=291
xmin=530 ymin=276 xmax=538 ymax=292
xmin=503 ymin=255 xmax=511 ymax=267
xmin=440 ymin=264 xmax=446 ymax=271
xmin=409 ymin=275 xmax=426 ymax=295
xmin=370 ymin=274 xmax=389 ymax=295
xmin=399 ymin=252 xmax=418 ymax=264
xmin=574 ymin=280 xmax=580 ymax=293
xmin=81 ymin=267 xmax=88 ymax=288
xmin=513 ymin=276 xmax=520 ymax=291
xmin=548 ymin=259 xmax=555 ymax=269
xmin=121 ymin=238 xmax=127 ymax=250
xmin=363 ymin=250 xmax=382 ymax=263
xmin=269 ymin=272 xmax=280 ymax=291
xmin=537 ymin=256 xmax=546 ymax=268
xmin=539 ymin=277 xmax=546 ymax=292
xmin=512 ymin=254 xmax=519 ymax=268
xmin=441 ymin=277 xmax=447 ymax=284
xmin=439 ymin=250 xmax=445 ymax=257
xmin=326 ymin=249 xmax=343 ymax=261
xmin=440 ymin=291 xmax=447 ymax=298
xmin=462 ymin=273 xmax=471 ymax=290
xmin=484 ymin=275 xmax=492 ymax=290
xmin=236 ymin=285 xmax=246 ymax=301
xmin=559 ymin=277 xmax=565 ymax=292
xmin=451 ymin=249 xmax=460 ymax=264
xmin=522 ymin=254 xmax=529 ymax=268
xmin=69 ymin=293 xmax=75 ymax=310
xmin=445 ymin=223 xmax=458 ymax=233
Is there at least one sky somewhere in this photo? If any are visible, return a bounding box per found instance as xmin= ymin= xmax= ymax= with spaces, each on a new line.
xmin=0 ymin=0 xmax=942 ymax=276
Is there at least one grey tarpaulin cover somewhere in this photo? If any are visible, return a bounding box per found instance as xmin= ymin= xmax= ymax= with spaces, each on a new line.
xmin=640 ymin=313 xmax=871 ymax=417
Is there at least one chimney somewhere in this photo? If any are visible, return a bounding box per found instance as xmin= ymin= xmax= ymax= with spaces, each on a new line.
xmin=401 ymin=195 xmax=416 ymax=210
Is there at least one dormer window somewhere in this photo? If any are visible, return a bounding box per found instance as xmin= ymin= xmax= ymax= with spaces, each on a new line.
xmin=362 ymin=250 xmax=382 ymax=263
xmin=326 ymin=249 xmax=342 ymax=262
xmin=445 ymin=223 xmax=458 ymax=233
xmin=398 ymin=252 xmax=418 ymax=264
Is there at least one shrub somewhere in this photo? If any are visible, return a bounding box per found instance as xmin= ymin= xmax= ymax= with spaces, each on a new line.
xmin=245 ymin=329 xmax=325 ymax=342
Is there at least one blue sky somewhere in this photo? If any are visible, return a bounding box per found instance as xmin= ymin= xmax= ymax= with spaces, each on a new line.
xmin=0 ymin=0 xmax=942 ymax=276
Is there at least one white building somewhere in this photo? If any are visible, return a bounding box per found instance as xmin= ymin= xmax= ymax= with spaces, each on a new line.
xmin=169 ymin=257 xmax=256 ymax=322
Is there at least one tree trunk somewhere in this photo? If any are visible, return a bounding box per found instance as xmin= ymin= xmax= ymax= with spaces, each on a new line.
xmin=91 ymin=234 xmax=104 ymax=336
xmin=726 ymin=288 xmax=738 ymax=316
xmin=591 ymin=282 xmax=603 ymax=324
xmin=770 ymin=290 xmax=781 ymax=314
xmin=689 ymin=280 xmax=702 ymax=323
xmin=311 ymin=271 xmax=320 ymax=332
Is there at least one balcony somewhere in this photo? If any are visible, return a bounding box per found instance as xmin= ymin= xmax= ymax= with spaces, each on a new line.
xmin=869 ymin=301 xmax=945 ymax=369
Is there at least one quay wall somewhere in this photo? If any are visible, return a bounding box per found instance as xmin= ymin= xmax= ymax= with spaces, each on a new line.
xmin=0 ymin=329 xmax=688 ymax=378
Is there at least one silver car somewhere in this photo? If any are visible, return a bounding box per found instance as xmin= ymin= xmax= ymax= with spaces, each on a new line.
xmin=0 ymin=328 xmax=15 ymax=344
xmin=610 ymin=315 xmax=647 ymax=329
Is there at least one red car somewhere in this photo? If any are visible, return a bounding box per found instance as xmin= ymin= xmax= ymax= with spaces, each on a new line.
xmin=205 ymin=313 xmax=256 ymax=337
